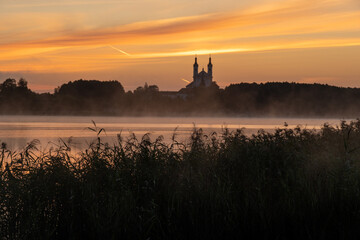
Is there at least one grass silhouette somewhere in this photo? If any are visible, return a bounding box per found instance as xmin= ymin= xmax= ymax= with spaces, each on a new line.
xmin=2 ymin=120 xmax=360 ymax=239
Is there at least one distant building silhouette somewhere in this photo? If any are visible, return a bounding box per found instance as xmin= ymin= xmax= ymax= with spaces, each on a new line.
xmin=162 ymin=55 xmax=218 ymax=98
xmin=186 ymin=56 xmax=213 ymax=88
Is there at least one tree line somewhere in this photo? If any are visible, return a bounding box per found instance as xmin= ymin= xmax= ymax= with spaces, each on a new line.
xmin=1 ymin=78 xmax=360 ymax=117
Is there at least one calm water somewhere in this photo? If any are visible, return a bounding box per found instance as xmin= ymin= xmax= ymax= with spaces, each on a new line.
xmin=0 ymin=115 xmax=346 ymax=151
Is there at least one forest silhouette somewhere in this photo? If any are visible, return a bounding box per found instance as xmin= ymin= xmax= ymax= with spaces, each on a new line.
xmin=1 ymin=78 xmax=360 ymax=117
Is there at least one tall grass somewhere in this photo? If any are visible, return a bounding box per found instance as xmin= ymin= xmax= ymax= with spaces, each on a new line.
xmin=2 ymin=120 xmax=360 ymax=239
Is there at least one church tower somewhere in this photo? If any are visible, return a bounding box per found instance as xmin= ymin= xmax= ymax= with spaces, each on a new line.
xmin=186 ymin=55 xmax=215 ymax=89
xmin=193 ymin=56 xmax=198 ymax=81
xmin=207 ymin=56 xmax=213 ymax=81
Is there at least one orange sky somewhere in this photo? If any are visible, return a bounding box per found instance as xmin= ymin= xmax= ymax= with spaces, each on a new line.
xmin=0 ymin=0 xmax=359 ymax=92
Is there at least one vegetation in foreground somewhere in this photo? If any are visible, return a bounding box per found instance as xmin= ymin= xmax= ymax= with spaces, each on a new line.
xmin=2 ymin=121 xmax=360 ymax=239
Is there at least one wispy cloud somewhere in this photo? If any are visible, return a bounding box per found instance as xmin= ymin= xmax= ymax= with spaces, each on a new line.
xmin=5 ymin=0 xmax=125 ymax=8
xmin=3 ymin=0 xmax=359 ymax=44
xmin=0 ymin=0 xmax=359 ymax=73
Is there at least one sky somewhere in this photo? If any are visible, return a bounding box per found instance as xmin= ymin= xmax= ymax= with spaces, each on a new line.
xmin=0 ymin=0 xmax=359 ymax=92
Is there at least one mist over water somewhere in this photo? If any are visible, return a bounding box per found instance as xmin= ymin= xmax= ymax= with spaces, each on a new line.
xmin=0 ymin=115 xmax=344 ymax=151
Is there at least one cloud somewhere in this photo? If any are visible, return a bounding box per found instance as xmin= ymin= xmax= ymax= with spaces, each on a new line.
xmin=4 ymin=0 xmax=125 ymax=8
xmin=3 ymin=0 xmax=359 ymax=46
xmin=0 ymin=0 xmax=359 ymax=73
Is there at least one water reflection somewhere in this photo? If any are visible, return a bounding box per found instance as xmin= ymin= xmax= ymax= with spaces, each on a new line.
xmin=0 ymin=115 xmax=343 ymax=151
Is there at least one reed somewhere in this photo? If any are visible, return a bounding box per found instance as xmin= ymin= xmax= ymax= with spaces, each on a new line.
xmin=1 ymin=120 xmax=360 ymax=239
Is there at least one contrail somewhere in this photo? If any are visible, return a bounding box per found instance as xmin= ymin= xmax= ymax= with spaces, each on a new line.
xmin=108 ymin=45 xmax=131 ymax=56
xmin=181 ymin=78 xmax=191 ymax=83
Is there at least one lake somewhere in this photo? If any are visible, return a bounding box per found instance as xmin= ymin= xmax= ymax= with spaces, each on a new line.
xmin=0 ymin=115 xmax=346 ymax=151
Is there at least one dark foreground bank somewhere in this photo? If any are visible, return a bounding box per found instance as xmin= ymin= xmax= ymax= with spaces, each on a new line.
xmin=2 ymin=121 xmax=360 ymax=239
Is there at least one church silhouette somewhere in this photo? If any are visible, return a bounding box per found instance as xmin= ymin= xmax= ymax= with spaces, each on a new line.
xmin=186 ymin=56 xmax=213 ymax=88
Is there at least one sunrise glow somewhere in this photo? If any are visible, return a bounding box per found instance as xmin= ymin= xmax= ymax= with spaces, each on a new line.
xmin=0 ymin=0 xmax=359 ymax=91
